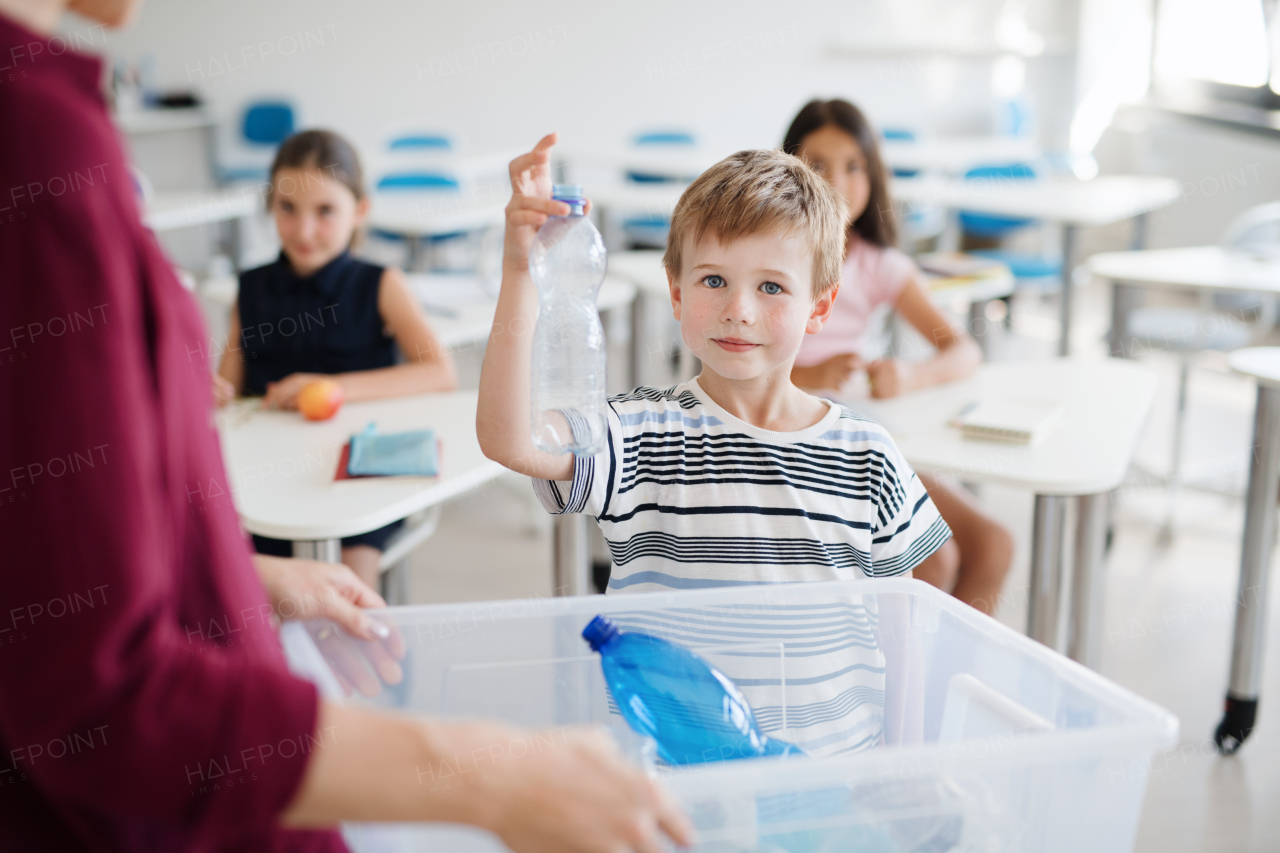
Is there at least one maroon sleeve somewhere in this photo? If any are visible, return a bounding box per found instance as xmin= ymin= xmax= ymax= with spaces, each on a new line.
xmin=0 ymin=43 xmax=331 ymax=848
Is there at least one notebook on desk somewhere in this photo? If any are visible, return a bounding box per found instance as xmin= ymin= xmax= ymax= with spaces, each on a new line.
xmin=949 ymin=398 xmax=1064 ymax=445
xmin=917 ymin=251 xmax=1006 ymax=280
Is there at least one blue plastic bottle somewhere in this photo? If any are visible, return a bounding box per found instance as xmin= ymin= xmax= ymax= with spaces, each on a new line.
xmin=582 ymin=614 xmax=805 ymax=766
xmin=529 ymin=184 xmax=608 ymax=456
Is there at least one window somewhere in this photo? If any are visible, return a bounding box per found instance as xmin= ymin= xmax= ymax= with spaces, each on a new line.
xmin=1152 ymin=0 xmax=1280 ymax=119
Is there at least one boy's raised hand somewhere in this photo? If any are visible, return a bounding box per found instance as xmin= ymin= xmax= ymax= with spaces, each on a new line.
xmin=503 ymin=133 xmax=587 ymax=273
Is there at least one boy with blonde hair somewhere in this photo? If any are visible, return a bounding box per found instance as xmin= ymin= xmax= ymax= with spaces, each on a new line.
xmin=477 ymin=134 xmax=950 ymax=594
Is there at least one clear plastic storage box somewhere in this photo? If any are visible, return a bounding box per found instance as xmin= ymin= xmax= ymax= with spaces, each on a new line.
xmin=283 ymin=578 xmax=1178 ymax=853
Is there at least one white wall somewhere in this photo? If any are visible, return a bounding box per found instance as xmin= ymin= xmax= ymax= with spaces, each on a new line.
xmin=86 ymin=0 xmax=1081 ymax=170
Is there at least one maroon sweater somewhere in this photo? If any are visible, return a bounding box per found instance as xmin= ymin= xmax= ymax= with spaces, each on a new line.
xmin=0 ymin=15 xmax=347 ymax=852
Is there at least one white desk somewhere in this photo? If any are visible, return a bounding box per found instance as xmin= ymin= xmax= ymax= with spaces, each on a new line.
xmin=1213 ymin=347 xmax=1280 ymax=753
xmin=839 ymin=358 xmax=1158 ymax=667
xmin=880 ymin=136 xmax=1039 ymax=175
xmin=892 ymin=174 xmax=1182 ymax=356
xmin=217 ymin=390 xmax=503 ymax=547
xmin=143 ymin=188 xmax=261 ymax=232
xmin=367 ymin=196 xmax=505 ymax=269
xmin=407 ymin=273 xmax=638 ymax=353
xmin=1088 ymin=247 xmax=1280 ymax=357
xmin=115 ymin=107 xmax=215 ymax=135
xmin=558 ymin=145 xmax=718 ymax=182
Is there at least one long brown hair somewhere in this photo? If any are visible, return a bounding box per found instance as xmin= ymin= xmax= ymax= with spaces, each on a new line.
xmin=782 ymin=99 xmax=897 ymax=248
xmin=267 ymin=129 xmax=366 ymax=247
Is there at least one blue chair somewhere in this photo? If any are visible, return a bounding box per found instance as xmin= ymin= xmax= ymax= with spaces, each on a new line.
xmin=622 ymin=131 xmax=698 ymax=247
xmin=959 ymin=163 xmax=1062 ymax=290
xmin=242 ymin=102 xmax=295 ymax=145
xmin=375 ymin=173 xmax=459 ymax=192
xmin=370 ymin=171 xmax=472 ymax=270
xmin=387 ymin=133 xmax=452 ymax=154
xmin=880 ymin=127 xmax=919 ymax=179
xmin=219 ymin=100 xmax=297 ymax=184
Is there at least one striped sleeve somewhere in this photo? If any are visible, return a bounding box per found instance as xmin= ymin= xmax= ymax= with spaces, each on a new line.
xmin=867 ymin=437 xmax=951 ymax=577
xmin=532 ymin=405 xmax=619 ymax=517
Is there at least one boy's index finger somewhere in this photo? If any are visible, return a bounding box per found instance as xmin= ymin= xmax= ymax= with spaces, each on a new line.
xmin=508 ymin=133 xmax=559 ymax=185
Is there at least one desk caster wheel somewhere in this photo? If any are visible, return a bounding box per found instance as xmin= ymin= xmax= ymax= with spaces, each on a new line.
xmin=1214 ymin=696 xmax=1257 ymax=755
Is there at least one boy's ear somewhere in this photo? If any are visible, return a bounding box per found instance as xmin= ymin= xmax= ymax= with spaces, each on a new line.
xmin=806 ymin=281 xmax=839 ymax=334
xmin=668 ymin=269 xmax=682 ymax=321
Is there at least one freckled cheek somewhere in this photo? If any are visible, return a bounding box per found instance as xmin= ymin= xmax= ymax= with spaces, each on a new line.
xmin=763 ymin=304 xmax=806 ymax=344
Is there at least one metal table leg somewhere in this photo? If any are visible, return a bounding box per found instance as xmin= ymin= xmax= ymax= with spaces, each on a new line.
xmin=293 ymin=539 xmax=341 ymax=562
xmin=1028 ymin=494 xmax=1069 ymax=653
xmin=553 ymin=514 xmax=592 ymax=597
xmin=1109 ymin=281 xmax=1141 ymax=358
xmin=968 ymin=299 xmax=991 ymax=359
xmin=1069 ymin=492 xmax=1110 ymax=669
xmin=1057 ymin=224 xmax=1079 ymax=357
xmin=1216 ymin=383 xmax=1280 ymax=753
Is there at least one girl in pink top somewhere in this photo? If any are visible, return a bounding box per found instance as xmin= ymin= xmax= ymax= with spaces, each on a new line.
xmin=785 ymin=99 xmax=1013 ymax=615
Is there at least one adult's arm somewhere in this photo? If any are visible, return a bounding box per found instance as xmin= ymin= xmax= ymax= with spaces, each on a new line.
xmin=282 ymin=702 xmax=694 ymax=853
xmin=0 ymin=158 xmax=328 ymax=839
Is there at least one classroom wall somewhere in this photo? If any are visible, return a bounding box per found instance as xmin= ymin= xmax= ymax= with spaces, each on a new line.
xmin=1097 ymin=108 xmax=1280 ymax=249
xmin=86 ymin=0 xmax=1082 ymax=170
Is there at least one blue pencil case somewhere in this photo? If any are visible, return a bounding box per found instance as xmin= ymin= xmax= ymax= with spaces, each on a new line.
xmin=346 ymin=423 xmax=439 ymax=477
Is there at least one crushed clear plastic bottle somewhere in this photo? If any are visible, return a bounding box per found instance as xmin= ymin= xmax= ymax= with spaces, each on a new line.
xmin=529 ymin=184 xmax=608 ymax=456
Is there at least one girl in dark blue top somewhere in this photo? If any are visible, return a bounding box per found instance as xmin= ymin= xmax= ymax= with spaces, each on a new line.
xmin=216 ymin=130 xmax=456 ymax=587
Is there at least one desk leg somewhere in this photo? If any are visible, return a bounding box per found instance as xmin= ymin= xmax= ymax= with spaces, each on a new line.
xmin=968 ymin=299 xmax=991 ymax=360
xmin=1068 ymin=492 xmax=1110 ymax=669
xmin=1216 ymin=384 xmax=1280 ymax=753
xmin=553 ymin=514 xmax=592 ymax=597
xmin=406 ymin=236 xmax=423 ymax=272
xmin=1130 ymin=211 xmax=1149 ymax=250
xmin=1028 ymin=494 xmax=1068 ymax=653
xmin=630 ymin=291 xmax=646 ymax=389
xmin=293 ymin=539 xmax=341 ymax=563
xmin=1058 ymin=225 xmax=1079 ymax=357
xmin=1109 ymin=281 xmax=1141 ymax=359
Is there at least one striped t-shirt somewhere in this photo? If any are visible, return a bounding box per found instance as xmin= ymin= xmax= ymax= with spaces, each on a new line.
xmin=534 ymin=378 xmax=950 ymax=593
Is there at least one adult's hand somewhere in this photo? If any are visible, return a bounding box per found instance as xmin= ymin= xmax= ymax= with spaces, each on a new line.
xmin=440 ymin=722 xmax=696 ymax=853
xmin=252 ymin=554 xmax=406 ymax=695
xmin=283 ymin=705 xmax=696 ymax=852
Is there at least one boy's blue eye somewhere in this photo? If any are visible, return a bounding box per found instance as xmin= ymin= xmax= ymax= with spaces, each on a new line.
xmin=704 ymin=274 xmax=726 ymax=288
xmin=761 ymin=281 xmax=783 ymax=295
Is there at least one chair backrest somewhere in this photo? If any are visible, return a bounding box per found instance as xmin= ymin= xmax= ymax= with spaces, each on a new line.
xmin=959 ymin=163 xmax=1037 ymax=237
xmin=964 ymin=163 xmax=1036 ymax=183
xmin=242 ymin=101 xmax=295 ymax=146
xmin=633 ymin=131 xmax=696 ymax=146
xmin=1220 ymin=202 xmax=1280 ymax=255
xmin=387 ymin=133 xmax=453 ymax=153
xmin=375 ymin=172 xmax=460 ymax=192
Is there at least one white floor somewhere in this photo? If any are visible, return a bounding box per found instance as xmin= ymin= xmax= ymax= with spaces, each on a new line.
xmin=399 ymin=275 xmax=1280 ymax=853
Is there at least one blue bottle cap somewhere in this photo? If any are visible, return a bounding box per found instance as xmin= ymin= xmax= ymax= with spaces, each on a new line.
xmin=552 ymin=183 xmax=584 ymax=201
xmin=552 ymin=184 xmax=586 ymax=215
xmin=582 ymin=614 xmax=620 ymax=651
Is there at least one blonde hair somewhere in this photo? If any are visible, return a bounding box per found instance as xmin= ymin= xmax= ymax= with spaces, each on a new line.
xmin=662 ymin=149 xmax=848 ymax=297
